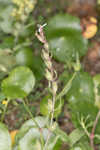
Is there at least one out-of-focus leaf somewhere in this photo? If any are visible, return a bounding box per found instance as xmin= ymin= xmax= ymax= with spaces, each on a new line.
xmin=66 ymin=72 xmax=94 ymax=104
xmin=2 ymin=66 xmax=35 ymax=99
xmin=0 ymin=123 xmax=12 ymax=150
xmin=69 ymin=129 xmax=85 ymax=147
xmin=54 ymin=127 xmax=69 ymax=143
xmin=0 ymin=5 xmax=13 ymax=33
xmin=18 ymin=128 xmax=41 ymax=150
xmin=15 ymin=48 xmax=45 ymax=81
xmin=21 ymin=116 xmax=48 ymax=129
xmin=93 ymin=74 xmax=100 ymax=109
xmin=47 ymin=135 xmax=62 ymax=150
xmin=45 ymin=14 xmax=88 ymax=63
xmin=0 ymin=92 xmax=6 ymax=102
xmin=0 ymin=36 xmax=14 ymax=49
xmin=69 ymin=139 xmax=93 ymax=150
xmin=0 ymin=50 xmax=16 ymax=72
xmin=14 ymin=117 xmax=63 ymax=150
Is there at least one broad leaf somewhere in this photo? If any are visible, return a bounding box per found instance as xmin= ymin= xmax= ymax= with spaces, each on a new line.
xmin=2 ymin=66 xmax=35 ymax=99
xmin=21 ymin=116 xmax=48 ymax=129
xmin=69 ymin=129 xmax=85 ymax=147
xmin=0 ymin=123 xmax=11 ymax=150
xmin=47 ymin=135 xmax=62 ymax=150
xmin=0 ymin=50 xmax=16 ymax=72
xmin=15 ymin=116 xmax=48 ymax=143
xmin=69 ymin=137 xmax=93 ymax=150
xmin=14 ymin=117 xmax=62 ymax=150
xmin=65 ymin=72 xmax=100 ymax=136
xmin=15 ymin=48 xmax=45 ymax=81
xmin=54 ymin=127 xmax=69 ymax=143
xmin=45 ymin=14 xmax=88 ymax=63
xmin=18 ymin=128 xmax=41 ymax=150
xmin=66 ymin=72 xmax=94 ymax=104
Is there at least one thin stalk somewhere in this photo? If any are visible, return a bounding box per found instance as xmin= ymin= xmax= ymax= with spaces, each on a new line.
xmin=43 ymin=97 xmax=56 ymax=150
xmin=22 ymin=100 xmax=44 ymax=149
xmin=44 ymin=72 xmax=77 ymax=150
xmin=23 ymin=99 xmax=39 ymax=127
xmin=43 ymin=130 xmax=51 ymax=150
xmin=50 ymin=95 xmax=56 ymax=126
xmin=56 ymin=72 xmax=77 ymax=100
xmin=90 ymin=110 xmax=100 ymax=150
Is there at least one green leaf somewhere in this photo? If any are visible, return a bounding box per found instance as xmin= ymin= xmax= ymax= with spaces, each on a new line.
xmin=70 ymin=139 xmax=93 ymax=150
xmin=14 ymin=117 xmax=63 ymax=150
xmin=66 ymin=72 xmax=94 ymax=104
xmin=1 ymin=66 xmax=35 ymax=99
xmin=69 ymin=102 xmax=100 ymax=134
xmin=45 ymin=13 xmax=81 ymax=32
xmin=15 ymin=48 xmax=45 ymax=81
xmin=0 ymin=5 xmax=13 ymax=33
xmin=45 ymin=14 xmax=88 ymax=63
xmin=14 ymin=118 xmax=44 ymax=150
xmin=0 ymin=122 xmax=11 ymax=150
xmin=18 ymin=128 xmax=41 ymax=150
xmin=15 ymin=116 xmax=48 ymax=144
xmin=47 ymin=135 xmax=62 ymax=150
xmin=15 ymin=48 xmax=34 ymax=69
xmin=0 ymin=36 xmax=14 ymax=49
xmin=93 ymin=74 xmax=100 ymax=109
xmin=65 ymin=72 xmax=100 ymax=136
xmin=54 ymin=127 xmax=69 ymax=143
xmin=31 ymin=55 xmax=45 ymax=81
xmin=0 ymin=92 xmax=6 ymax=102
xmin=21 ymin=116 xmax=48 ymax=129
xmin=0 ymin=50 xmax=16 ymax=72
xmin=69 ymin=129 xmax=85 ymax=147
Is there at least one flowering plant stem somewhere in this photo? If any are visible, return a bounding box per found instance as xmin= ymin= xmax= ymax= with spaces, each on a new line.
xmin=36 ymin=24 xmax=58 ymax=150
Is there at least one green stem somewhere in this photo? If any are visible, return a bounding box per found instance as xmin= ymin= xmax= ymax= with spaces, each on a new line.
xmin=43 ymin=93 xmax=56 ymax=150
xmin=23 ymin=99 xmax=39 ymax=128
xmin=1 ymin=98 xmax=10 ymax=122
xmin=22 ymin=100 xmax=44 ymax=149
xmin=56 ymin=72 xmax=77 ymax=100
xmin=13 ymin=42 xmax=32 ymax=51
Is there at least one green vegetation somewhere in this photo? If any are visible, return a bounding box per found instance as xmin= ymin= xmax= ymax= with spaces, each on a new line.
xmin=0 ymin=0 xmax=100 ymax=150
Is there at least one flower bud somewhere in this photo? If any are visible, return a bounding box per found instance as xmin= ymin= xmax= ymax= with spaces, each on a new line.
xmin=48 ymin=99 xmax=53 ymax=113
xmin=52 ymin=81 xmax=58 ymax=94
xmin=45 ymin=69 xmax=53 ymax=81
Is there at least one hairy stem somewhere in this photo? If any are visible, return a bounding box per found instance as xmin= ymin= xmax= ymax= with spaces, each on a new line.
xmin=36 ymin=24 xmax=57 ymax=150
